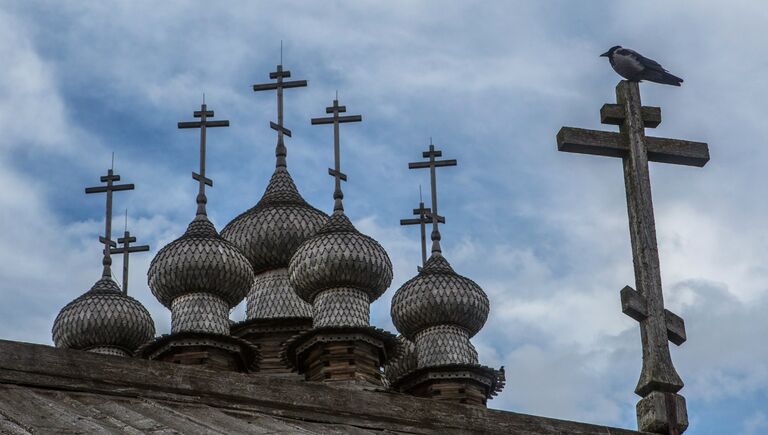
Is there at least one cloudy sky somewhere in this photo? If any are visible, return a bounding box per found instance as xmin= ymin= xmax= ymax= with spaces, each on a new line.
xmin=1 ymin=1 xmax=766 ymax=433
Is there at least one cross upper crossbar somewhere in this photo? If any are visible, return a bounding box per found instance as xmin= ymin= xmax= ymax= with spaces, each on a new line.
xmin=109 ymin=228 xmax=149 ymax=295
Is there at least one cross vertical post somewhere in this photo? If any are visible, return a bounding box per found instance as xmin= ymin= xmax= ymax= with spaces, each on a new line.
xmin=178 ymin=102 xmax=229 ymax=215
xmin=408 ymin=141 xmax=457 ymax=255
xmin=400 ymin=199 xmax=445 ymax=268
xmin=85 ymin=168 xmax=135 ymax=279
xmin=556 ymin=80 xmax=710 ymax=434
xmin=109 ymin=212 xmax=149 ymax=295
xmin=253 ymin=62 xmax=308 ymax=167
xmin=311 ymin=98 xmax=362 ymax=212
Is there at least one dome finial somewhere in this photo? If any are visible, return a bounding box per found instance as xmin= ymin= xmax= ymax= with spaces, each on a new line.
xmin=84 ymin=161 xmax=135 ymax=280
xmin=407 ymin=139 xmax=457 ymax=256
xmin=252 ymin=50 xmax=308 ymax=169
xmin=311 ymin=97 xmax=362 ymax=213
xmin=178 ymin=101 xmax=230 ymax=216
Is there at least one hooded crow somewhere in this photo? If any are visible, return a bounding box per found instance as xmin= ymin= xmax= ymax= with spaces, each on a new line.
xmin=600 ymin=46 xmax=683 ymax=86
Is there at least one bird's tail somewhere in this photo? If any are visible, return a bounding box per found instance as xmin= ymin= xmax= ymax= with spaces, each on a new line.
xmin=646 ymin=70 xmax=684 ymax=86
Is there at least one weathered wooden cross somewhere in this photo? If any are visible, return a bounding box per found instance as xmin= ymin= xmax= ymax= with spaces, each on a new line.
xmin=408 ymin=141 xmax=457 ymax=255
xmin=557 ymin=80 xmax=710 ymax=434
xmin=85 ymin=168 xmax=135 ymax=279
xmin=311 ymin=98 xmax=362 ymax=212
xmin=252 ymin=63 xmax=307 ymax=167
xmin=109 ymin=211 xmax=149 ymax=295
xmin=178 ymin=103 xmax=229 ymax=215
xmin=400 ymin=187 xmax=446 ymax=268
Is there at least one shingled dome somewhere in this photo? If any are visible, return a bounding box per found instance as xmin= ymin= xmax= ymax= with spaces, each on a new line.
xmin=148 ymin=215 xmax=254 ymax=309
xmin=289 ymin=212 xmax=393 ymax=304
xmin=52 ymin=277 xmax=155 ymax=354
xmin=391 ymin=254 xmax=489 ymax=340
xmin=222 ymin=167 xmax=327 ymax=275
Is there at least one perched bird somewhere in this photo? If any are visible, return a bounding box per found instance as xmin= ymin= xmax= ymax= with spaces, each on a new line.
xmin=600 ymin=46 xmax=683 ymax=86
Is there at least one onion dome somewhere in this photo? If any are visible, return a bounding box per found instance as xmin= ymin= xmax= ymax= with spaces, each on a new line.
xmin=148 ymin=215 xmax=254 ymax=309
xmin=391 ymin=254 xmax=489 ymax=340
xmin=52 ymin=277 xmax=155 ymax=354
xmin=221 ymin=168 xmax=328 ymax=274
xmin=289 ymin=212 xmax=393 ymax=305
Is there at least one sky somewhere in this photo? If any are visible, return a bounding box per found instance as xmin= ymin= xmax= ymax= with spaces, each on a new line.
xmin=0 ymin=1 xmax=766 ymax=433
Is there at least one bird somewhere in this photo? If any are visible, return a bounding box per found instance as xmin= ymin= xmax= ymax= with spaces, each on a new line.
xmin=600 ymin=46 xmax=683 ymax=86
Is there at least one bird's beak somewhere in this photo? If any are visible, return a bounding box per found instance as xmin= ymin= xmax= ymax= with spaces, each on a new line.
xmin=600 ymin=51 xmax=610 ymax=57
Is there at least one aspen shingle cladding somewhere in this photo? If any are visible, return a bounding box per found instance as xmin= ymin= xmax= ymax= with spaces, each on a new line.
xmin=0 ymin=339 xmax=641 ymax=434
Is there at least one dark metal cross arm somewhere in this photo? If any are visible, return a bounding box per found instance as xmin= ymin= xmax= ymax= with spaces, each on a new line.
xmin=110 ymin=244 xmax=149 ymax=254
xmin=408 ymin=159 xmax=458 ymax=169
xmin=556 ymin=127 xmax=710 ymax=167
xmin=270 ymin=122 xmax=292 ymax=137
xmin=327 ymin=168 xmax=347 ymax=181
xmin=253 ymin=80 xmax=307 ymax=92
xmin=99 ymin=236 xmax=117 ymax=248
xmin=311 ymin=115 xmax=362 ymax=125
xmin=192 ymin=172 xmax=213 ymax=187
xmin=194 ymin=110 xmax=214 ymax=118
xmin=85 ymin=183 xmax=134 ymax=194
xmin=178 ymin=120 xmax=230 ymax=129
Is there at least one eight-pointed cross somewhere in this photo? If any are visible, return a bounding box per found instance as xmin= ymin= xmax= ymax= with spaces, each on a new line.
xmin=557 ymin=80 xmax=709 ymax=434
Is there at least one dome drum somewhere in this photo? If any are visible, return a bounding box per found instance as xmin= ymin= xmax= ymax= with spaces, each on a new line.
xmin=414 ymin=324 xmax=478 ymax=368
xmin=171 ymin=292 xmax=230 ymax=334
xmin=247 ymin=268 xmax=312 ymax=320
xmin=313 ymin=287 xmax=369 ymax=328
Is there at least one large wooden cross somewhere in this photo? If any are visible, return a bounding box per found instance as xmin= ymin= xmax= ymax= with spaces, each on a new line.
xmin=253 ymin=63 xmax=307 ymax=167
xmin=178 ymin=103 xmax=229 ymax=216
xmin=109 ymin=212 xmax=149 ymax=295
xmin=311 ymin=98 xmax=362 ymax=213
xmin=408 ymin=142 xmax=456 ymax=255
xmin=557 ymin=80 xmax=709 ymax=434
xmin=85 ymin=168 xmax=134 ymax=279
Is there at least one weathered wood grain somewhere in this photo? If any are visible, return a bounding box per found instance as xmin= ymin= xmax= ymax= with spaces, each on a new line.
xmin=0 ymin=339 xmax=640 ymax=434
xmin=556 ymin=127 xmax=710 ymax=167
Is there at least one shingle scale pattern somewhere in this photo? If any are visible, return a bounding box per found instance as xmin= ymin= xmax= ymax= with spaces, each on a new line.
xmin=171 ymin=292 xmax=230 ymax=334
xmin=221 ymin=168 xmax=327 ymax=274
xmin=391 ymin=254 xmax=489 ymax=339
xmin=52 ymin=277 xmax=155 ymax=353
xmin=313 ymin=287 xmax=370 ymax=328
xmin=247 ymin=268 xmax=312 ymax=319
xmin=414 ymin=324 xmax=478 ymax=367
xmin=384 ymin=335 xmax=417 ymax=385
xmin=289 ymin=212 xmax=393 ymax=304
xmin=148 ymin=215 xmax=254 ymax=308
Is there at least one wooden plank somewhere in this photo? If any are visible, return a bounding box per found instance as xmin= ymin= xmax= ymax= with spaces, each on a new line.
xmin=0 ymin=340 xmax=640 ymax=435
xmin=556 ymin=127 xmax=710 ymax=167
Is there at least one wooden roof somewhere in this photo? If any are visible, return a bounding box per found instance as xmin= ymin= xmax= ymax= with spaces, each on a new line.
xmin=0 ymin=339 xmax=640 ymax=434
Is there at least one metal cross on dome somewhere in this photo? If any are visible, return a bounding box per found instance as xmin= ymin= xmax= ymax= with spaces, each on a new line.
xmin=408 ymin=139 xmax=457 ymax=256
xmin=109 ymin=210 xmax=149 ymax=295
xmin=85 ymin=163 xmax=135 ymax=280
xmin=178 ymin=101 xmax=229 ymax=216
xmin=252 ymin=53 xmax=308 ymax=168
xmin=311 ymin=96 xmax=362 ymax=212
xmin=557 ymin=80 xmax=710 ymax=434
xmin=400 ymin=186 xmax=445 ymax=269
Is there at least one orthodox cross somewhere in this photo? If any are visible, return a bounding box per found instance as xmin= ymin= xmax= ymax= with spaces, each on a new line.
xmin=252 ymin=61 xmax=307 ymax=167
xmin=109 ymin=211 xmax=149 ymax=295
xmin=85 ymin=166 xmax=135 ymax=280
xmin=557 ymin=80 xmax=709 ymax=434
xmin=178 ymin=102 xmax=229 ymax=215
xmin=400 ymin=187 xmax=445 ymax=268
xmin=408 ymin=140 xmax=456 ymax=255
xmin=311 ymin=98 xmax=362 ymax=212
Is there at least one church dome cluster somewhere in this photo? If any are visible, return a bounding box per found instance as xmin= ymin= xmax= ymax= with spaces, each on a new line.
xmin=148 ymin=215 xmax=254 ymax=309
xmin=52 ymin=277 xmax=155 ymax=356
xmin=51 ymin=62 xmax=501 ymax=406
